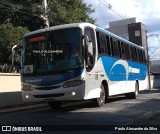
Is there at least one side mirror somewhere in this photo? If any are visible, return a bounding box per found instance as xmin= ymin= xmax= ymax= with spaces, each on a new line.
xmin=83 ymin=35 xmax=93 ymax=56
xmin=83 ymin=35 xmax=94 ymax=67
xmin=12 ymin=45 xmax=22 ymax=66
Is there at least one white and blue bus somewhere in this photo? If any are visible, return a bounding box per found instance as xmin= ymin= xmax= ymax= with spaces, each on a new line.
xmin=17 ymin=23 xmax=147 ymax=108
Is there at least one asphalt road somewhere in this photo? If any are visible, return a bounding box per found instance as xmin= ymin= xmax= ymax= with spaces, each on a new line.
xmin=0 ymin=89 xmax=160 ymax=133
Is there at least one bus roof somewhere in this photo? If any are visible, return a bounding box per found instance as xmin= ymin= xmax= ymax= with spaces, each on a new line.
xmin=23 ymin=22 xmax=144 ymax=50
xmin=23 ymin=22 xmax=95 ymax=37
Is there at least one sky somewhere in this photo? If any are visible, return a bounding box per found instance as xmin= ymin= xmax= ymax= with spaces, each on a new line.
xmin=83 ymin=0 xmax=160 ymax=60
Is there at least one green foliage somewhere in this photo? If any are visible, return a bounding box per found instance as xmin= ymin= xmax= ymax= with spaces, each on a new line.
xmin=0 ymin=0 xmax=95 ymax=31
xmin=0 ymin=0 xmax=95 ymax=64
xmin=0 ymin=22 xmax=28 ymax=64
xmin=48 ymin=0 xmax=96 ymax=26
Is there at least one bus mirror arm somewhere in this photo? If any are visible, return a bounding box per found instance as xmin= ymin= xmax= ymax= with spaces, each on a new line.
xmin=83 ymin=35 xmax=94 ymax=67
xmin=82 ymin=35 xmax=92 ymax=42
xmin=12 ymin=45 xmax=22 ymax=66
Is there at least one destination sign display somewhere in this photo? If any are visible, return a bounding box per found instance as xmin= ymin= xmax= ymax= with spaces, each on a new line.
xmin=28 ymin=35 xmax=46 ymax=42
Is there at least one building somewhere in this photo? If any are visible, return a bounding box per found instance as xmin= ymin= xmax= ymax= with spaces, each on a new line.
xmin=106 ymin=18 xmax=148 ymax=58
xmin=150 ymin=60 xmax=160 ymax=74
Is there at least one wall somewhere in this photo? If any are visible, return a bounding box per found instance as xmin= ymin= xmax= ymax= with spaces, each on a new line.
xmin=0 ymin=73 xmax=159 ymax=108
xmin=0 ymin=73 xmax=23 ymax=107
xmin=150 ymin=75 xmax=160 ymax=89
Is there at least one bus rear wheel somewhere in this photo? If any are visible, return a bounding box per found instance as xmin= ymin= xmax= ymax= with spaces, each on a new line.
xmin=48 ymin=101 xmax=62 ymax=109
xmin=93 ymin=84 xmax=105 ymax=107
xmin=125 ymin=82 xmax=139 ymax=99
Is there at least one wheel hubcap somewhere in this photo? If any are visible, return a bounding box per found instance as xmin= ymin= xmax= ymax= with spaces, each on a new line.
xmin=99 ymin=88 xmax=105 ymax=103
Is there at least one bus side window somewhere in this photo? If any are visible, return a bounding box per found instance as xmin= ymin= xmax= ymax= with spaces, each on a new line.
xmin=126 ymin=45 xmax=131 ymax=60
xmin=110 ymin=37 xmax=114 ymax=56
xmin=96 ymin=32 xmax=101 ymax=54
xmin=130 ymin=46 xmax=138 ymax=62
xmin=121 ymin=43 xmax=126 ymax=59
xmin=112 ymin=38 xmax=120 ymax=58
xmin=137 ymin=49 xmax=143 ymax=63
xmin=106 ymin=36 xmax=111 ymax=56
xmin=135 ymin=48 xmax=138 ymax=62
xmin=118 ymin=41 xmax=122 ymax=58
xmin=96 ymin=32 xmax=108 ymax=55
xmin=130 ymin=46 xmax=134 ymax=61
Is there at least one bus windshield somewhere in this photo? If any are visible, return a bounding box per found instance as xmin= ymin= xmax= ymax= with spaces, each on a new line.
xmin=23 ymin=28 xmax=82 ymax=75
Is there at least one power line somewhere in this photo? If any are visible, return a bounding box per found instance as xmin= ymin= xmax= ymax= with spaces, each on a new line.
xmin=149 ymin=35 xmax=160 ymax=58
xmin=99 ymin=0 xmax=145 ymax=23
xmin=99 ymin=0 xmax=127 ymax=19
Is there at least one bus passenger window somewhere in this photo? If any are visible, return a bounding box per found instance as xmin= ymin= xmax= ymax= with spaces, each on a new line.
xmin=137 ymin=49 xmax=142 ymax=63
xmin=142 ymin=50 xmax=146 ymax=63
xmin=118 ymin=41 xmax=122 ymax=58
xmin=126 ymin=45 xmax=131 ymax=60
xmin=130 ymin=46 xmax=138 ymax=62
xmin=112 ymin=38 xmax=120 ymax=58
xmin=136 ymin=48 xmax=138 ymax=62
xmin=106 ymin=36 xmax=111 ymax=56
xmin=110 ymin=37 xmax=114 ymax=56
xmin=96 ymin=32 xmax=107 ymax=54
xmin=121 ymin=46 xmax=126 ymax=59
xmin=121 ymin=43 xmax=131 ymax=60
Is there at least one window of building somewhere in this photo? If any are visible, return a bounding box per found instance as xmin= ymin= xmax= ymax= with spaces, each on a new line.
xmin=135 ymin=30 xmax=140 ymax=37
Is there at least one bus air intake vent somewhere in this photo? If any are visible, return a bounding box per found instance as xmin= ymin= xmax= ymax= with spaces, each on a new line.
xmin=33 ymin=93 xmax=65 ymax=98
xmin=34 ymin=86 xmax=61 ymax=90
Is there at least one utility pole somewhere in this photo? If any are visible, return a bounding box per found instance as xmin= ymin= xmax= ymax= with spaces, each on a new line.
xmin=146 ymin=35 xmax=152 ymax=90
xmin=147 ymin=34 xmax=159 ymax=90
xmin=41 ymin=0 xmax=49 ymax=27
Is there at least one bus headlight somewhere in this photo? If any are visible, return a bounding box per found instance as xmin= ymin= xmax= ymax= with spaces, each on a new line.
xmin=63 ymin=80 xmax=84 ymax=88
xmin=22 ymin=84 xmax=33 ymax=91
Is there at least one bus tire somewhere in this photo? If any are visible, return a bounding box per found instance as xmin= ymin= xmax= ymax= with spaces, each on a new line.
xmin=48 ymin=101 xmax=62 ymax=109
xmin=93 ymin=84 xmax=105 ymax=107
xmin=125 ymin=82 xmax=139 ymax=99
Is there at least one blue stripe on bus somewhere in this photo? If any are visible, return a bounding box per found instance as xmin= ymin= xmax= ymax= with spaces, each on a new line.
xmin=23 ymin=67 xmax=84 ymax=86
xmin=100 ymin=56 xmax=147 ymax=81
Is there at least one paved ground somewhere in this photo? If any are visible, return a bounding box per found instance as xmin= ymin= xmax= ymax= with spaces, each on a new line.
xmin=0 ymin=89 xmax=160 ymax=134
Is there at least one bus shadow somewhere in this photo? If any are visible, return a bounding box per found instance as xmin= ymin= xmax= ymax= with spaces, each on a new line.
xmin=139 ymin=89 xmax=160 ymax=94
xmin=48 ymin=96 xmax=127 ymax=112
xmin=108 ymin=95 xmax=126 ymax=103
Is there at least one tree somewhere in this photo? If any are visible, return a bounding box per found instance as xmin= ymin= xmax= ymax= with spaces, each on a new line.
xmin=48 ymin=0 xmax=96 ymax=26
xmin=0 ymin=22 xmax=28 ymax=64
xmin=0 ymin=0 xmax=43 ymax=31
xmin=0 ymin=0 xmax=95 ymax=31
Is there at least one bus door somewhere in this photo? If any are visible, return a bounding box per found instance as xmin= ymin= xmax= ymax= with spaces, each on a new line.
xmin=84 ymin=27 xmax=99 ymax=99
xmin=84 ymin=27 xmax=96 ymax=72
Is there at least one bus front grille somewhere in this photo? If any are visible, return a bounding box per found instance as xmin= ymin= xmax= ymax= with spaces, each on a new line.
xmin=34 ymin=86 xmax=61 ymax=90
xmin=33 ymin=93 xmax=65 ymax=98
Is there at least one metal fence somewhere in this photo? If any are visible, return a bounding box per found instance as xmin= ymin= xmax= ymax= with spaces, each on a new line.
xmin=0 ymin=64 xmax=19 ymax=73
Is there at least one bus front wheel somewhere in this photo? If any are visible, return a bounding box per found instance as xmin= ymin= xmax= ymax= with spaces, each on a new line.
xmin=93 ymin=84 xmax=105 ymax=107
xmin=48 ymin=101 xmax=62 ymax=109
